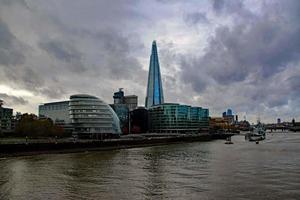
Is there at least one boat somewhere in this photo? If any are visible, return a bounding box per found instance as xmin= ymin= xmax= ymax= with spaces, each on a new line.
xmin=225 ymin=136 xmax=234 ymax=144
xmin=245 ymin=122 xmax=266 ymax=142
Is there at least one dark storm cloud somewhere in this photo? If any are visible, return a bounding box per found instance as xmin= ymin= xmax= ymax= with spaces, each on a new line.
xmin=0 ymin=19 xmax=25 ymax=66
xmin=0 ymin=93 xmax=28 ymax=106
xmin=91 ymin=31 xmax=145 ymax=79
xmin=39 ymin=40 xmax=85 ymax=72
xmin=181 ymin=0 xmax=300 ymax=89
xmin=0 ymin=0 xmax=148 ymax=106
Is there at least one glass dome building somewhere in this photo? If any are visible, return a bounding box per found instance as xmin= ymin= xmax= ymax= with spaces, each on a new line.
xmin=69 ymin=94 xmax=121 ymax=138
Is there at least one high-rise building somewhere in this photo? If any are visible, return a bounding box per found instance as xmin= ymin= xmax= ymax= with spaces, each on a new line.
xmin=145 ymin=40 xmax=164 ymax=108
xmin=227 ymin=109 xmax=233 ymax=116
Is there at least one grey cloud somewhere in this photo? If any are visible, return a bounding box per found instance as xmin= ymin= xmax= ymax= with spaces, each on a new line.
xmin=182 ymin=0 xmax=300 ymax=87
xmin=184 ymin=12 xmax=209 ymax=25
xmin=0 ymin=19 xmax=25 ymax=66
xmin=39 ymin=40 xmax=85 ymax=72
xmin=212 ymin=0 xmax=225 ymax=12
xmin=0 ymin=93 xmax=28 ymax=106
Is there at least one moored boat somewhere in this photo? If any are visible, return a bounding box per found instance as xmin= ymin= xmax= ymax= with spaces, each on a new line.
xmin=245 ymin=122 xmax=266 ymax=142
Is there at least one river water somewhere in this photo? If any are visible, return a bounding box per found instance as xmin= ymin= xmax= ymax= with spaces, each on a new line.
xmin=0 ymin=132 xmax=300 ymax=200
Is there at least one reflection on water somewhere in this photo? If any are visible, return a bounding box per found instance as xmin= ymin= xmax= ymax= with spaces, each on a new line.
xmin=1 ymin=132 xmax=300 ymax=199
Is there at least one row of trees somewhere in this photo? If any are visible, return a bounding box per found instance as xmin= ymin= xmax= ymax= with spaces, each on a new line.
xmin=15 ymin=114 xmax=71 ymax=138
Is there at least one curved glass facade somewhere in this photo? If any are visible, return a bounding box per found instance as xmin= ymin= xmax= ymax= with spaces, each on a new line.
xmin=69 ymin=94 xmax=121 ymax=136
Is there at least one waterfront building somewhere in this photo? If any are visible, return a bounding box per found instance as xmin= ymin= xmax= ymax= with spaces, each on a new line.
xmin=39 ymin=94 xmax=121 ymax=138
xmin=39 ymin=101 xmax=70 ymax=125
xmin=145 ymin=40 xmax=164 ymax=108
xmin=69 ymin=94 xmax=121 ymax=138
xmin=110 ymin=104 xmax=129 ymax=133
xmin=130 ymin=107 xmax=148 ymax=134
xmin=210 ymin=117 xmax=231 ymax=130
xmin=148 ymin=103 xmax=209 ymax=133
xmin=0 ymin=100 xmax=14 ymax=133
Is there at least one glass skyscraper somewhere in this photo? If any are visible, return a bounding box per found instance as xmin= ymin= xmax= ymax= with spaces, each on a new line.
xmin=145 ymin=40 xmax=164 ymax=108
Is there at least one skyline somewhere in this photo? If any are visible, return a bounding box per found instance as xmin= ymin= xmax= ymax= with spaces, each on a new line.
xmin=0 ymin=0 xmax=300 ymax=123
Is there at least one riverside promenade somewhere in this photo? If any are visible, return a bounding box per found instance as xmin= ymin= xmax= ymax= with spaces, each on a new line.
xmin=0 ymin=133 xmax=234 ymax=157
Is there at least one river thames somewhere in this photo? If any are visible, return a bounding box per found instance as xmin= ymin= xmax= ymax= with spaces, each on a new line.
xmin=0 ymin=132 xmax=299 ymax=200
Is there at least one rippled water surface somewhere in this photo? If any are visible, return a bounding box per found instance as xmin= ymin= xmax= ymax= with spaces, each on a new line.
xmin=1 ymin=132 xmax=300 ymax=200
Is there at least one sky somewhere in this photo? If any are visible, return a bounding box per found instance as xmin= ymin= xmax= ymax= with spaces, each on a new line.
xmin=0 ymin=0 xmax=299 ymax=123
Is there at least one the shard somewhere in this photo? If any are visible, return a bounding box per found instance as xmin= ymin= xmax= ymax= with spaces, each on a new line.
xmin=145 ymin=40 xmax=164 ymax=108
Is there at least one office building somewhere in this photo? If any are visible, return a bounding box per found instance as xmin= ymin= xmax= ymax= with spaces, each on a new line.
xmin=70 ymin=94 xmax=121 ymax=138
xmin=222 ymin=109 xmax=235 ymax=124
xmin=0 ymin=100 xmax=14 ymax=133
xmin=148 ymin=103 xmax=209 ymax=133
xmin=111 ymin=89 xmax=138 ymax=133
xmin=113 ymin=89 xmax=124 ymax=104
xmin=124 ymin=95 xmax=138 ymax=111
xmin=39 ymin=101 xmax=70 ymax=125
xmin=39 ymin=94 xmax=121 ymax=138
xmin=145 ymin=40 xmax=164 ymax=108
xmin=110 ymin=104 xmax=129 ymax=133
xmin=227 ymin=109 xmax=233 ymax=116
xmin=113 ymin=88 xmax=138 ymax=111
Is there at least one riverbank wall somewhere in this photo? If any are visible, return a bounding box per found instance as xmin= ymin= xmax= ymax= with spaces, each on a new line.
xmin=0 ymin=133 xmax=233 ymax=157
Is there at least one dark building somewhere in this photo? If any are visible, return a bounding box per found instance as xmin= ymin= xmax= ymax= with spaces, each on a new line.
xmin=222 ymin=112 xmax=227 ymax=118
xmin=0 ymin=100 xmax=14 ymax=133
xmin=227 ymin=109 xmax=233 ymax=116
xmin=113 ymin=89 xmax=124 ymax=104
xmin=130 ymin=107 xmax=148 ymax=134
xmin=145 ymin=40 xmax=164 ymax=108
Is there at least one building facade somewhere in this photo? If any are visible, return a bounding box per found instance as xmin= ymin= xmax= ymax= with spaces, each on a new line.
xmin=69 ymin=94 xmax=121 ymax=138
xmin=148 ymin=103 xmax=209 ymax=133
xmin=0 ymin=105 xmax=13 ymax=133
xmin=110 ymin=104 xmax=129 ymax=133
xmin=130 ymin=107 xmax=148 ymax=134
xmin=39 ymin=101 xmax=70 ymax=125
xmin=145 ymin=40 xmax=164 ymax=108
xmin=124 ymin=95 xmax=138 ymax=111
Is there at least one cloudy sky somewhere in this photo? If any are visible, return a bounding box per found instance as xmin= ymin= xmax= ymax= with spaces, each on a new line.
xmin=0 ymin=0 xmax=299 ymax=123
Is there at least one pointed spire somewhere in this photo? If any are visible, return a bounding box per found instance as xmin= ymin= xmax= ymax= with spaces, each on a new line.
xmin=145 ymin=40 xmax=164 ymax=108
